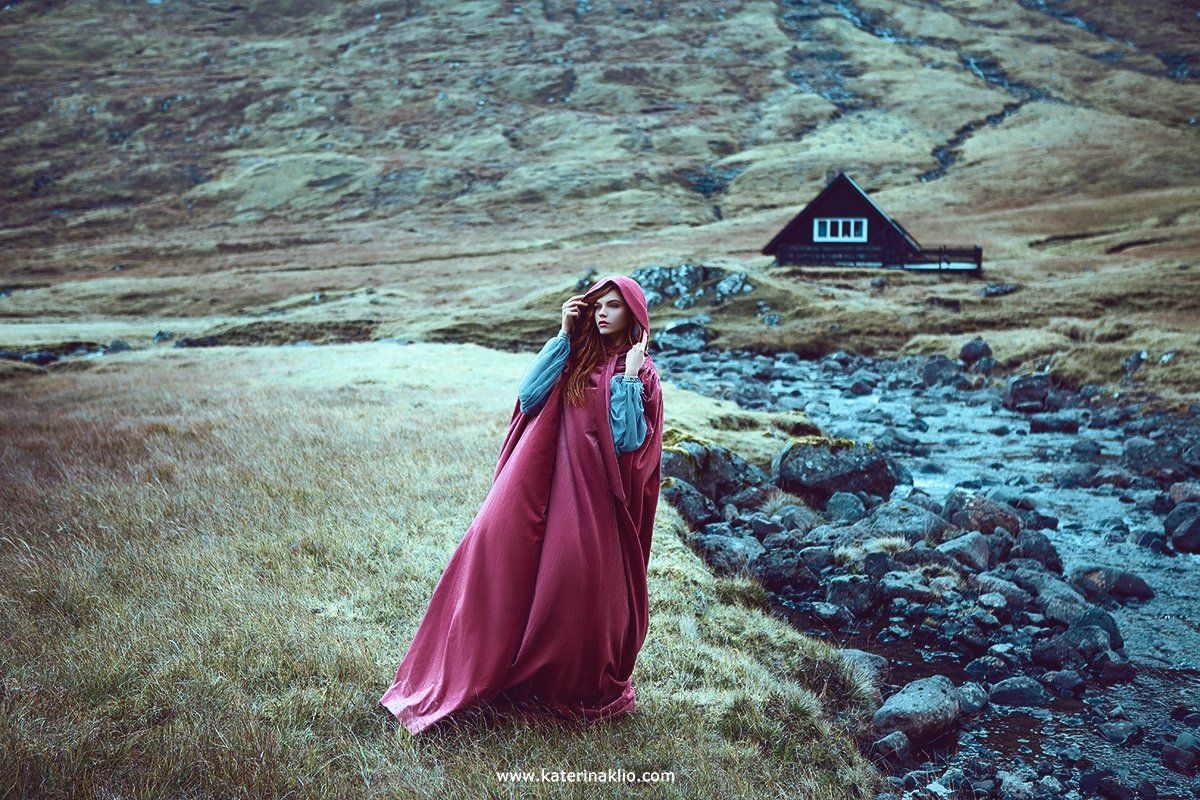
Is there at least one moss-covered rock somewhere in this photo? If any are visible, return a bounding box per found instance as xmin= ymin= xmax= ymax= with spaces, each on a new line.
xmin=662 ymin=430 xmax=771 ymax=504
xmin=771 ymin=437 xmax=897 ymax=509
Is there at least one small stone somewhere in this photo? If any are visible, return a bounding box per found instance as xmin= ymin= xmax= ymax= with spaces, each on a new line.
xmin=871 ymin=730 xmax=910 ymax=762
xmin=1097 ymin=720 xmax=1143 ymax=746
xmin=989 ymin=676 xmax=1051 ymax=707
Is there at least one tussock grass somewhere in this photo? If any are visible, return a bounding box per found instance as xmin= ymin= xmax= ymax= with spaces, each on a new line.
xmin=757 ymin=487 xmax=818 ymax=520
xmin=916 ymin=565 xmax=965 ymax=589
xmin=0 ymin=342 xmax=881 ymax=799
xmin=862 ymin=537 xmax=911 ymax=555
xmin=833 ymin=546 xmax=866 ymax=568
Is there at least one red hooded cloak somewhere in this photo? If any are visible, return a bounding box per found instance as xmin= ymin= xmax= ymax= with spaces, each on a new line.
xmin=379 ymin=274 xmax=665 ymax=733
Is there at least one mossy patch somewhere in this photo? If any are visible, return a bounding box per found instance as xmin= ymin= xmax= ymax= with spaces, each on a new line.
xmin=785 ymin=434 xmax=871 ymax=453
xmin=661 ymin=427 xmax=720 ymax=469
xmin=771 ymin=413 xmax=823 ymax=437
xmin=663 ymin=426 xmax=718 ymax=450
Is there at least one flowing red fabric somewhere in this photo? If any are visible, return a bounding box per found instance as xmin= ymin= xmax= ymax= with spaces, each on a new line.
xmin=379 ymin=275 xmax=665 ymax=734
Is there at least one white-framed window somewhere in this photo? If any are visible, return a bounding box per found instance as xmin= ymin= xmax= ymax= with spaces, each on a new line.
xmin=813 ymin=217 xmax=867 ymax=242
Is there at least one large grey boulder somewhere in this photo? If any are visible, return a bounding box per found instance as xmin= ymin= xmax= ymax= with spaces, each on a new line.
xmin=825 ymin=574 xmax=879 ymax=617
xmin=655 ymin=318 xmax=711 ymax=351
xmin=748 ymin=548 xmax=821 ymax=593
xmin=1003 ymin=373 xmax=1052 ymax=413
xmin=1009 ymin=530 xmax=1063 ymax=573
xmin=1069 ymin=565 xmax=1154 ymax=602
xmin=660 ymin=478 xmax=720 ymax=529
xmin=989 ymin=677 xmax=1051 ymax=707
xmin=879 ymin=570 xmax=936 ymax=604
xmin=771 ymin=503 xmax=825 ymax=535
xmin=936 ymin=530 xmax=990 ymax=572
xmin=1165 ymin=504 xmax=1200 ymax=553
xmin=1031 ymin=625 xmax=1114 ymax=669
xmin=970 ymin=573 xmax=1034 ymax=608
xmin=690 ymin=530 xmax=764 ymax=574
xmin=996 ymin=562 xmax=1090 ymax=624
xmin=863 ymin=498 xmax=954 ymax=544
xmin=771 ymin=437 xmax=898 ymax=509
xmin=943 ymin=490 xmax=1024 ymax=536
xmin=872 ymin=675 xmax=961 ymax=743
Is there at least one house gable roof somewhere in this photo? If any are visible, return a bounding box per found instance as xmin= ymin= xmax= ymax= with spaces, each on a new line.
xmin=761 ymin=171 xmax=923 ymax=254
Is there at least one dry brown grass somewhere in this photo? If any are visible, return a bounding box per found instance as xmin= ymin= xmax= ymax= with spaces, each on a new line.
xmin=0 ymin=342 xmax=881 ymax=799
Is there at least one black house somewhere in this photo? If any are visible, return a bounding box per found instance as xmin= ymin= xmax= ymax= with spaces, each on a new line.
xmin=762 ymin=171 xmax=983 ymax=273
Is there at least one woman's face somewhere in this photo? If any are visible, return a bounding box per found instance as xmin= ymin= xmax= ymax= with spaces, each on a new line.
xmin=591 ymin=288 xmax=629 ymax=338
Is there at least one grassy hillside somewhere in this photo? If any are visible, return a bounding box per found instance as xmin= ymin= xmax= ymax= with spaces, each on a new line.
xmin=2 ymin=0 xmax=1198 ymax=404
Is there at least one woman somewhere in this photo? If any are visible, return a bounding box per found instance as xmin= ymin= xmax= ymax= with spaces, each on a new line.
xmin=379 ymin=274 xmax=666 ymax=736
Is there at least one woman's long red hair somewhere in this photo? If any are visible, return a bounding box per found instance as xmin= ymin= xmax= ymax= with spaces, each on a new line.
xmin=561 ymin=284 xmax=647 ymax=408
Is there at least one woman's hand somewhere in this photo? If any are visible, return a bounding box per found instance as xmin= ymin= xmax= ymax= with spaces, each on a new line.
xmin=624 ymin=329 xmax=648 ymax=377
xmin=560 ymin=294 xmax=586 ymax=334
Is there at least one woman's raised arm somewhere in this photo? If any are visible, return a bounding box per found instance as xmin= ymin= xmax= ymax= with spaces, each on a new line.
xmin=609 ymin=372 xmax=648 ymax=453
xmin=517 ymin=330 xmax=570 ymax=414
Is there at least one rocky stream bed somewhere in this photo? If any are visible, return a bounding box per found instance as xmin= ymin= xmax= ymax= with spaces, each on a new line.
xmin=651 ymin=314 xmax=1200 ymax=800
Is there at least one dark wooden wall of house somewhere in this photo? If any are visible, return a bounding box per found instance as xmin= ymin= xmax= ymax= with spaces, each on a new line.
xmin=763 ymin=173 xmax=983 ymax=271
xmin=770 ymin=180 xmax=915 ymax=266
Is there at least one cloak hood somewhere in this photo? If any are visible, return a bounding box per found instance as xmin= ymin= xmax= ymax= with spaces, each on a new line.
xmin=580 ymin=274 xmax=652 ymax=351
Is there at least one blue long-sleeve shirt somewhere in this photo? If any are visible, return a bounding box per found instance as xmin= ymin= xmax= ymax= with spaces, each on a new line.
xmin=518 ymin=330 xmax=648 ymax=454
